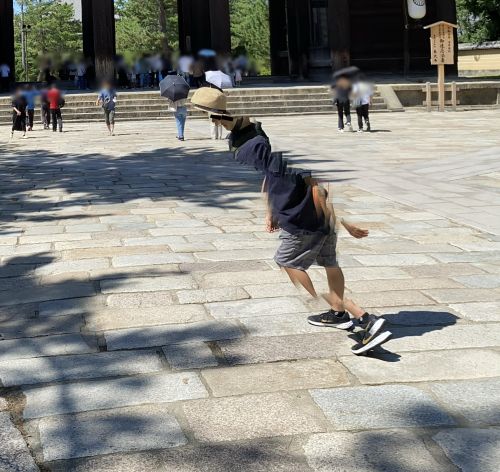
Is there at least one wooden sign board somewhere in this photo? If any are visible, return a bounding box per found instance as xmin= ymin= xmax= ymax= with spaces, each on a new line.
xmin=424 ymin=21 xmax=457 ymax=65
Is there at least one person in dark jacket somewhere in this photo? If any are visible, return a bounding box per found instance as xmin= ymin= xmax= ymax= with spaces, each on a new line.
xmin=190 ymin=87 xmax=392 ymax=355
xmin=332 ymin=76 xmax=353 ymax=132
xmin=10 ymin=88 xmax=27 ymax=139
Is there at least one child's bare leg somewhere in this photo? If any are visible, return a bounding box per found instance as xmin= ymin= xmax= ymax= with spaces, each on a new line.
xmin=324 ymin=266 xmax=346 ymax=312
xmin=344 ymin=298 xmax=366 ymax=319
xmin=283 ymin=267 xmax=318 ymax=298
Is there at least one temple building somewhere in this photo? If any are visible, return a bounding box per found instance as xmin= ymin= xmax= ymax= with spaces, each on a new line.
xmin=0 ymin=0 xmax=457 ymax=82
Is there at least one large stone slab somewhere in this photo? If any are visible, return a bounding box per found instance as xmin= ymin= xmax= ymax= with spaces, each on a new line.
xmin=346 ymin=290 xmax=434 ymax=308
xmin=23 ymin=372 xmax=208 ymax=419
xmin=183 ymin=392 xmax=325 ymax=442
xmin=198 ymin=270 xmax=289 ymax=288
xmin=340 ymin=349 xmax=500 ymax=384
xmin=386 ymin=323 xmax=500 ymax=352
xmin=0 ymin=282 xmax=96 ymax=306
xmin=100 ymin=275 xmax=196 ymax=293
xmin=0 ymin=334 xmax=96 ymax=362
xmin=202 ymin=359 xmax=349 ymax=397
xmin=47 ymin=438 xmax=312 ymax=472
xmin=162 ymin=342 xmax=218 ymax=370
xmin=353 ymin=254 xmax=437 ymax=266
xmin=450 ymin=302 xmax=500 ymax=322
xmin=452 ymin=274 xmax=500 ymax=288
xmin=433 ymin=428 xmax=500 ymax=472
xmin=304 ymin=430 xmax=446 ymax=472
xmin=0 ymin=351 xmax=163 ymax=387
xmin=239 ymin=313 xmax=322 ymax=337
xmin=194 ymin=249 xmax=276 ymax=262
xmin=424 ymin=288 xmax=500 ymax=303
xmin=429 ymin=379 xmax=500 ymax=425
xmin=346 ymin=277 xmax=462 ymax=293
xmin=39 ymin=404 xmax=187 ymax=461
xmin=377 ymin=306 xmax=460 ymax=326
xmin=0 ymin=412 xmax=39 ymax=472
xmin=218 ymin=333 xmax=350 ymax=365
xmin=112 ymin=253 xmax=195 ymax=268
xmin=39 ymin=297 xmax=106 ymax=317
xmin=311 ymin=385 xmax=454 ymax=430
xmin=34 ymin=259 xmax=109 ymax=276
xmin=105 ymin=291 xmax=177 ymax=308
xmin=177 ymin=287 xmax=249 ymax=304
xmin=85 ymin=305 xmax=208 ymax=331
xmin=0 ymin=314 xmax=83 ymax=339
xmin=206 ymin=297 xmax=308 ymax=319
xmin=105 ymin=320 xmax=243 ymax=350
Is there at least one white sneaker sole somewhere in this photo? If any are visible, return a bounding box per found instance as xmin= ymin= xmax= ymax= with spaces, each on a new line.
xmin=362 ymin=318 xmax=386 ymax=345
xmin=352 ymin=331 xmax=392 ymax=355
xmin=307 ymin=319 xmax=354 ymax=330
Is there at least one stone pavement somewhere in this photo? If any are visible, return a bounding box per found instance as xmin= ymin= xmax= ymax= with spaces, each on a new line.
xmin=0 ymin=109 xmax=499 ymax=471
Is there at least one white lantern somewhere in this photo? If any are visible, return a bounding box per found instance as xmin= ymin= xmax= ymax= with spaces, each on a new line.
xmin=407 ymin=0 xmax=426 ymax=19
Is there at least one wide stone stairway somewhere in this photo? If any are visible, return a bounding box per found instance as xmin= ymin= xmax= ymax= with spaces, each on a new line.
xmin=0 ymin=85 xmax=389 ymax=124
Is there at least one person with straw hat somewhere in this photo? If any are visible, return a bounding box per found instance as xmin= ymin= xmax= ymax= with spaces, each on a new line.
xmin=190 ymin=87 xmax=392 ymax=355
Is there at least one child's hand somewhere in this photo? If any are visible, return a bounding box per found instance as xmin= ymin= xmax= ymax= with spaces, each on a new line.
xmin=265 ymin=215 xmax=279 ymax=233
xmin=343 ymin=221 xmax=369 ymax=239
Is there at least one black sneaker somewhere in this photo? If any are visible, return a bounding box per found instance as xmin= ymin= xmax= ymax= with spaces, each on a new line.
xmin=352 ymin=331 xmax=392 ymax=355
xmin=307 ymin=310 xmax=354 ymax=330
xmin=358 ymin=314 xmax=387 ymax=345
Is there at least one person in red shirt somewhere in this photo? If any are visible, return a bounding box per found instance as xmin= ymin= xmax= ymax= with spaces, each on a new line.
xmin=47 ymin=83 xmax=64 ymax=132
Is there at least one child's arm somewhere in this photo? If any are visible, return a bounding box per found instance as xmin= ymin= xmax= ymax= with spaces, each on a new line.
xmin=262 ymin=176 xmax=279 ymax=233
xmin=341 ymin=219 xmax=369 ymax=239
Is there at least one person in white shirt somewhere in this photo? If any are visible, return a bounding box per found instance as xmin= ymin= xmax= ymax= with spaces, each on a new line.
xmin=352 ymin=81 xmax=373 ymax=132
xmin=0 ymin=63 xmax=11 ymax=92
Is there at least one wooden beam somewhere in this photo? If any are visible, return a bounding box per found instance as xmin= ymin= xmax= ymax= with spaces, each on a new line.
xmin=269 ymin=0 xmax=288 ymax=75
xmin=327 ymin=0 xmax=350 ymax=70
xmin=286 ymin=0 xmax=310 ymax=78
xmin=0 ymin=0 xmax=15 ymax=82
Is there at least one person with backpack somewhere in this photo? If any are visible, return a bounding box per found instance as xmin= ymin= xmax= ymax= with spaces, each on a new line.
xmin=47 ymin=83 xmax=64 ymax=133
xmin=96 ymin=80 xmax=117 ymax=136
xmin=23 ymin=84 xmax=39 ymax=132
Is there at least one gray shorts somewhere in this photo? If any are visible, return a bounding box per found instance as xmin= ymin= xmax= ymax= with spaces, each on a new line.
xmin=104 ymin=109 xmax=115 ymax=125
xmin=274 ymin=229 xmax=338 ymax=271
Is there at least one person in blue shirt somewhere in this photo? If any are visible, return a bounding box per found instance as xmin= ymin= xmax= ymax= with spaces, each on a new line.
xmin=96 ymin=80 xmax=117 ymax=136
xmin=23 ymin=84 xmax=39 ymax=131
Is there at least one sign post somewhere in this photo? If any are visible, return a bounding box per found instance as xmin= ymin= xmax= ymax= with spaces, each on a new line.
xmin=423 ymin=21 xmax=457 ymax=112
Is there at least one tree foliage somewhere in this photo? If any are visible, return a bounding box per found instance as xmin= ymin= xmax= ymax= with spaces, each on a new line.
xmin=457 ymin=0 xmax=500 ymax=43
xmin=14 ymin=0 xmax=82 ymax=81
xmin=115 ymin=0 xmax=178 ymax=62
xmin=229 ymin=0 xmax=270 ymax=74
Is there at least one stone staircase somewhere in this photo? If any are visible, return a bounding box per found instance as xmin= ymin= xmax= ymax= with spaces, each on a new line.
xmin=0 ymin=85 xmax=390 ymax=124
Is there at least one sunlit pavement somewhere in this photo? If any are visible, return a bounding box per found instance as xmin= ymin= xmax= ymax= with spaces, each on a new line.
xmin=1 ymin=110 xmax=500 ymax=471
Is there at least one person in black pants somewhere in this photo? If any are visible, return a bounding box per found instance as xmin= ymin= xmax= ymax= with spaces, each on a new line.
xmin=41 ymin=88 xmax=51 ymax=129
xmin=356 ymin=104 xmax=370 ymax=132
xmin=47 ymin=83 xmax=64 ymax=133
xmin=10 ymin=88 xmax=27 ymax=139
xmin=333 ymin=77 xmax=352 ymax=132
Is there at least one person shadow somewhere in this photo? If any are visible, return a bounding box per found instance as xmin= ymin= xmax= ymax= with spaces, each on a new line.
xmin=347 ymin=309 xmax=459 ymax=362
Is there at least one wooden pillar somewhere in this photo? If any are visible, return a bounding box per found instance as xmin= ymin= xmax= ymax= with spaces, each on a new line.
xmin=209 ymin=0 xmax=231 ymax=54
xmin=269 ymin=0 xmax=288 ymax=75
xmin=0 ymin=0 xmax=15 ymax=84
xmin=436 ymin=0 xmax=458 ymax=74
xmin=81 ymin=0 xmax=95 ymax=63
xmin=327 ymin=0 xmax=350 ymax=70
xmin=286 ymin=0 xmax=310 ymax=78
xmin=91 ymin=0 xmax=115 ymax=81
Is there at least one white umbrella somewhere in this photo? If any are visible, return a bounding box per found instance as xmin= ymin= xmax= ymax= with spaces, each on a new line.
xmin=205 ymin=70 xmax=233 ymax=89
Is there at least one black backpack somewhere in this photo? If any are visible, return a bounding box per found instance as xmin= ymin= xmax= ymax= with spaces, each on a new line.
xmin=58 ymin=97 xmax=66 ymax=108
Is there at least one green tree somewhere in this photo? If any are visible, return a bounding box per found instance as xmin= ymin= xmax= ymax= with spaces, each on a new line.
xmin=457 ymin=0 xmax=500 ymax=43
xmin=14 ymin=0 xmax=82 ymax=81
xmin=230 ymin=0 xmax=270 ymax=75
xmin=115 ymin=0 xmax=178 ymax=63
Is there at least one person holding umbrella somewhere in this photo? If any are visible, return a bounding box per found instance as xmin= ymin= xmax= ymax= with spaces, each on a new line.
xmin=332 ymin=66 xmax=359 ymax=133
xmin=160 ymin=75 xmax=190 ymax=141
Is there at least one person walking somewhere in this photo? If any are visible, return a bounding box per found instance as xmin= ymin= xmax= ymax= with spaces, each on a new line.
xmin=40 ymin=87 xmax=51 ymax=130
xmin=353 ymin=81 xmax=373 ymax=132
xmin=168 ymin=98 xmax=188 ymax=141
xmin=76 ymin=60 xmax=87 ymax=90
xmin=333 ymin=76 xmax=352 ymax=132
xmin=23 ymin=84 xmax=39 ymax=131
xmin=0 ymin=63 xmax=11 ymax=92
xmin=10 ymin=88 xmax=27 ymax=139
xmin=96 ymin=80 xmax=117 ymax=136
xmin=47 ymin=83 xmax=64 ymax=133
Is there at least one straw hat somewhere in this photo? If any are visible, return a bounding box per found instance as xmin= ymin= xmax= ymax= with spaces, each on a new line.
xmin=190 ymin=87 xmax=229 ymax=115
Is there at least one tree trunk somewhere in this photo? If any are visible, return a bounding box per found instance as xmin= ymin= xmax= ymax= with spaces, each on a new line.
xmin=158 ymin=0 xmax=169 ymax=54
